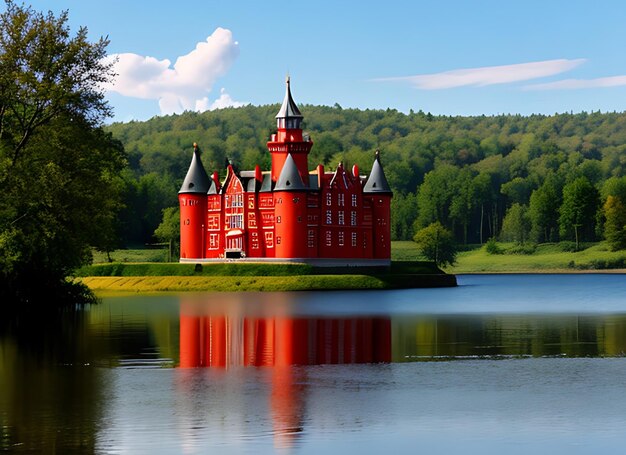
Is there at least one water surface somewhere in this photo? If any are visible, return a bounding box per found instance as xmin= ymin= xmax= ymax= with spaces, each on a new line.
xmin=2 ymin=274 xmax=626 ymax=453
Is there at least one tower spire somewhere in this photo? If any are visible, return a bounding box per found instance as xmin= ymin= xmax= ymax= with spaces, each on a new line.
xmin=276 ymin=76 xmax=303 ymax=128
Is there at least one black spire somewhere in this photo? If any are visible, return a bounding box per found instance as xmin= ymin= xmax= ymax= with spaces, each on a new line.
xmin=275 ymin=153 xmax=307 ymax=191
xmin=179 ymin=143 xmax=211 ymax=194
xmin=363 ymin=150 xmax=392 ymax=194
xmin=275 ymin=76 xmax=303 ymax=129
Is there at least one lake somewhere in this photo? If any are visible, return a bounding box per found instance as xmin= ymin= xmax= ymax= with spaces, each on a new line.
xmin=2 ymin=274 xmax=626 ymax=454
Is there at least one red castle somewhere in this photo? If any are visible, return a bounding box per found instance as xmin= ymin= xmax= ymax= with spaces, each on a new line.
xmin=179 ymin=78 xmax=392 ymax=266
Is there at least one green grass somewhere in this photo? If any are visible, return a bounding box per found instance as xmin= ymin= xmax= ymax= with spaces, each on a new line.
xmin=76 ymin=260 xmax=443 ymax=278
xmin=447 ymin=241 xmax=626 ymax=273
xmin=91 ymin=248 xmax=168 ymax=263
xmin=75 ymin=259 xmax=453 ymax=293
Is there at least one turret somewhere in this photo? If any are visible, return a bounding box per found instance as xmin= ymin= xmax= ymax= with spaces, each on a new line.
xmin=179 ymin=143 xmax=210 ymax=260
xmin=363 ymin=150 xmax=393 ymax=260
xmin=274 ymin=153 xmax=308 ymax=259
xmin=267 ymin=77 xmax=313 ymax=184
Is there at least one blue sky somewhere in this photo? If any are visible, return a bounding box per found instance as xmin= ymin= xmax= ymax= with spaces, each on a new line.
xmin=21 ymin=0 xmax=626 ymax=122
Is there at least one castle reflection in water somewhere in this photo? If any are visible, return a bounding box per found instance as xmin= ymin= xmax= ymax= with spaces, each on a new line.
xmin=179 ymin=296 xmax=391 ymax=368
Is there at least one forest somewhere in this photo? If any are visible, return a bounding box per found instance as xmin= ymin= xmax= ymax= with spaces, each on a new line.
xmin=106 ymin=104 xmax=626 ymax=251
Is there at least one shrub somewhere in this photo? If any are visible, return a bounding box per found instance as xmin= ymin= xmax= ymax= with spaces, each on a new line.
xmin=505 ymin=243 xmax=537 ymax=255
xmin=484 ymin=238 xmax=502 ymax=255
xmin=559 ymin=241 xmax=579 ymax=252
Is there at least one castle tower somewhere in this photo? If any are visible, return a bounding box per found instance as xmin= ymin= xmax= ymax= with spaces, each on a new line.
xmin=267 ymin=77 xmax=313 ymax=184
xmin=179 ymin=144 xmax=210 ymax=259
xmin=363 ymin=151 xmax=393 ymax=260
xmin=274 ymin=153 xmax=308 ymax=259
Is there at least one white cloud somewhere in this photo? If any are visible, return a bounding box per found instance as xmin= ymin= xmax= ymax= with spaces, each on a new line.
xmin=104 ymin=27 xmax=242 ymax=115
xmin=524 ymin=75 xmax=626 ymax=90
xmin=200 ymin=88 xmax=247 ymax=111
xmin=374 ymin=59 xmax=586 ymax=89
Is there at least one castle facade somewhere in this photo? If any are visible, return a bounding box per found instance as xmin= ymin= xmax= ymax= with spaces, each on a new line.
xmin=179 ymin=78 xmax=392 ymax=265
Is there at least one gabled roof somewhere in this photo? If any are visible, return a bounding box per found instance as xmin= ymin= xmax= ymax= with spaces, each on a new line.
xmin=275 ymin=76 xmax=303 ymax=119
xmin=179 ymin=145 xmax=211 ymax=194
xmin=207 ymin=178 xmax=218 ymax=195
xmin=328 ymin=162 xmax=355 ymax=190
xmin=363 ymin=151 xmax=392 ymax=194
xmin=275 ymin=153 xmax=307 ymax=191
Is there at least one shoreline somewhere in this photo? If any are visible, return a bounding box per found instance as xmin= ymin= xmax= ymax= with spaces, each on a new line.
xmin=450 ymin=268 xmax=626 ymax=275
xmin=78 ymin=273 xmax=457 ymax=294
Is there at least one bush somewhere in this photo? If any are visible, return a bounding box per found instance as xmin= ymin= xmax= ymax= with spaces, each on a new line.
xmin=484 ymin=238 xmax=502 ymax=255
xmin=559 ymin=241 xmax=579 ymax=252
xmin=505 ymin=243 xmax=537 ymax=255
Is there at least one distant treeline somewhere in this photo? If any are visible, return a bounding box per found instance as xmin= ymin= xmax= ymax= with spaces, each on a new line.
xmin=106 ymin=105 xmax=626 ymax=249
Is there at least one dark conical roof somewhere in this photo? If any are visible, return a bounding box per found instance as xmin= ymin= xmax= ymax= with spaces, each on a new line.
xmin=275 ymin=76 xmax=303 ymax=119
xmin=363 ymin=151 xmax=392 ymax=194
xmin=179 ymin=145 xmax=211 ymax=194
xmin=275 ymin=153 xmax=307 ymax=191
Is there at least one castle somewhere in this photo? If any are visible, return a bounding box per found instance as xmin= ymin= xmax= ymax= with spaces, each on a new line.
xmin=179 ymin=78 xmax=392 ymax=266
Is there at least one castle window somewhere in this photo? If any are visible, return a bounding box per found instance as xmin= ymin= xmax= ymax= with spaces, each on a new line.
xmin=209 ymin=233 xmax=219 ymax=249
xmin=251 ymin=231 xmax=259 ymax=249
xmin=208 ymin=215 xmax=220 ymax=229
xmin=351 ymin=211 xmax=357 ymax=226
xmin=225 ymin=195 xmax=230 ymax=208
xmin=326 ymin=210 xmax=332 ymax=225
xmin=325 ymin=230 xmax=332 ymax=247
xmin=352 ymin=194 xmax=357 ymax=207
xmin=184 ymin=219 xmax=190 ymax=225
xmin=265 ymin=231 xmax=274 ymax=248
xmin=297 ymin=216 xmax=302 ymax=223
xmin=276 ymin=216 xmax=281 ymax=224
xmin=338 ymin=194 xmax=344 ymax=206
xmin=248 ymin=213 xmax=257 ymax=228
xmin=276 ymin=236 xmax=281 ymax=245
xmin=326 ymin=193 xmax=332 ymax=206
xmin=338 ymin=231 xmax=344 ymax=246
xmin=307 ymin=229 xmax=315 ymax=248
xmin=293 ymin=197 xmax=300 ymax=203
xmin=248 ymin=198 xmax=255 ymax=209
xmin=229 ymin=214 xmax=243 ymax=229
xmin=338 ymin=211 xmax=345 ymax=225
xmin=351 ymin=232 xmax=357 ymax=247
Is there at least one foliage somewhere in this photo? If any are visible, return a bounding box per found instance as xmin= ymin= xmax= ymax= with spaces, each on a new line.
xmin=413 ymin=222 xmax=457 ymax=266
xmin=0 ymin=2 xmax=124 ymax=304
xmin=500 ymin=203 xmax=531 ymax=243
xmin=603 ymin=196 xmax=626 ymax=251
xmin=484 ymin=238 xmax=502 ymax=255
xmin=559 ymin=177 xmax=600 ymax=250
xmin=154 ymin=206 xmax=180 ymax=261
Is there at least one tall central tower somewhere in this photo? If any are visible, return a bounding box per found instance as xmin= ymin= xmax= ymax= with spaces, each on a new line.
xmin=267 ymin=77 xmax=313 ymax=184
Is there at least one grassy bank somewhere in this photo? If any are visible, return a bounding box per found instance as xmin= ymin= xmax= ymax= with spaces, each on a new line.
xmin=449 ymin=242 xmax=626 ymax=273
xmin=76 ymin=261 xmax=455 ymax=293
xmin=392 ymin=240 xmax=626 ymax=273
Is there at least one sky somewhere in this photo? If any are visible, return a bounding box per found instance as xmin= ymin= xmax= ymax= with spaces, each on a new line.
xmin=18 ymin=0 xmax=626 ymax=123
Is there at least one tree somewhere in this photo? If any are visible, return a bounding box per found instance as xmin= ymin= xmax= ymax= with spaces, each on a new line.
xmin=559 ymin=177 xmax=600 ymax=250
xmin=154 ymin=207 xmax=180 ymax=261
xmin=500 ymin=203 xmax=531 ymax=243
xmin=413 ymin=222 xmax=457 ymax=267
xmin=529 ymin=178 xmax=560 ymax=243
xmin=603 ymin=196 xmax=626 ymax=251
xmin=0 ymin=2 xmax=124 ymax=306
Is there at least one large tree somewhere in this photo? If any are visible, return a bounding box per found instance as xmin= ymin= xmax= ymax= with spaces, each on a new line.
xmin=500 ymin=203 xmax=531 ymax=244
xmin=603 ymin=196 xmax=626 ymax=251
xmin=559 ymin=177 xmax=600 ymax=250
xmin=413 ymin=222 xmax=457 ymax=267
xmin=0 ymin=2 xmax=125 ymax=306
